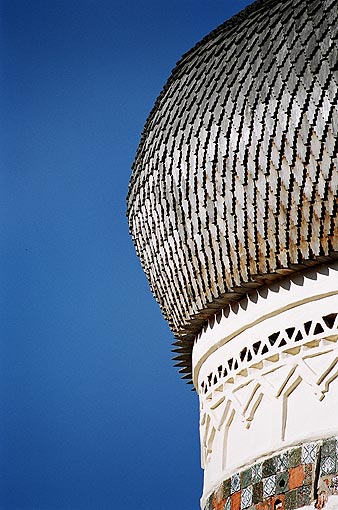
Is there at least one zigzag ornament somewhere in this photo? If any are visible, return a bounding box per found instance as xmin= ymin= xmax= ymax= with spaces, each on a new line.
xmin=201 ymin=337 xmax=338 ymax=466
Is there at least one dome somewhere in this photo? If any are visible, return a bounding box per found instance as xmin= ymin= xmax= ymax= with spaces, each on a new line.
xmin=127 ymin=0 xmax=338 ymax=369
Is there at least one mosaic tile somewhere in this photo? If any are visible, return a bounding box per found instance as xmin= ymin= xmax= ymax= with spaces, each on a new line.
xmin=206 ymin=438 xmax=337 ymax=510
xmin=263 ymin=475 xmax=276 ymax=498
xmin=329 ymin=475 xmax=338 ymax=495
xmin=273 ymin=497 xmax=284 ymax=510
xmin=223 ymin=479 xmax=231 ymax=499
xmin=276 ymin=472 xmax=289 ymax=493
xmin=252 ymin=482 xmax=263 ymax=504
xmin=322 ymin=438 xmax=336 ymax=457
xmin=317 ymin=477 xmax=331 ymax=500
xmin=241 ymin=486 xmax=253 ymax=509
xmin=284 ymin=489 xmax=297 ymax=510
xmin=304 ymin=464 xmax=313 ymax=486
xmin=241 ymin=468 xmax=252 ymax=489
xmin=231 ymin=473 xmax=241 ymax=494
xmin=302 ymin=442 xmax=317 ymax=464
xmin=289 ymin=447 xmax=302 ymax=468
xmin=231 ymin=491 xmax=241 ymax=510
xmin=321 ymin=455 xmax=336 ymax=475
xmin=296 ymin=484 xmax=312 ymax=507
xmin=289 ymin=466 xmax=305 ymax=490
xmin=224 ymin=497 xmax=231 ymax=510
xmin=275 ymin=452 xmax=288 ymax=472
xmin=251 ymin=463 xmax=263 ymax=484
xmin=262 ymin=457 xmax=276 ymax=477
xmin=207 ymin=495 xmax=213 ymax=510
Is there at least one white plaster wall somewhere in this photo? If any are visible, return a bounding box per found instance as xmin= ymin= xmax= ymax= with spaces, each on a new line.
xmin=193 ymin=264 xmax=338 ymax=504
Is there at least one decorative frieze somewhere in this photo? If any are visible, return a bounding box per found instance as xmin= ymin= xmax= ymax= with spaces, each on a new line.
xmin=198 ymin=295 xmax=338 ymax=471
xmin=195 ymin=272 xmax=338 ymax=501
xmin=200 ymin=312 xmax=338 ymax=397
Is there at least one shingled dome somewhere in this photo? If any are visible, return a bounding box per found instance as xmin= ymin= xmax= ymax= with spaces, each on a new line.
xmin=127 ymin=0 xmax=338 ymax=363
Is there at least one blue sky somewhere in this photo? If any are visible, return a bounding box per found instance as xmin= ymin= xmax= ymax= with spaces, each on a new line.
xmin=1 ymin=1 xmax=252 ymax=508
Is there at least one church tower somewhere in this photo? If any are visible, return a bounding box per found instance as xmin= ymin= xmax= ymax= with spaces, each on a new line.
xmin=127 ymin=1 xmax=338 ymax=509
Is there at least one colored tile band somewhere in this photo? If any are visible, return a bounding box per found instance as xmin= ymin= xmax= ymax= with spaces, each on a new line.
xmin=205 ymin=437 xmax=338 ymax=510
